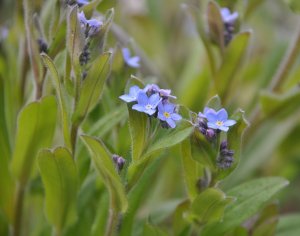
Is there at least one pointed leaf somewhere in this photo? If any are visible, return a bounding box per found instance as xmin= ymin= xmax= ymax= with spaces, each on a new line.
xmin=38 ymin=147 xmax=78 ymax=230
xmin=202 ymin=177 xmax=289 ymax=236
xmin=72 ymin=52 xmax=112 ymax=124
xmin=81 ymin=135 xmax=128 ymax=212
xmin=11 ymin=96 xmax=57 ymax=184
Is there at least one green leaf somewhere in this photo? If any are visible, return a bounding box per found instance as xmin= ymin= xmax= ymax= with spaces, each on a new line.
xmin=127 ymin=121 xmax=193 ymax=189
xmin=202 ymin=177 xmax=289 ymax=236
xmin=81 ymin=135 xmax=128 ymax=212
xmin=276 ymin=214 xmax=300 ymax=236
xmin=215 ymin=31 xmax=251 ymax=101
xmin=72 ymin=52 xmax=112 ymax=124
xmin=81 ymin=0 xmax=103 ymax=18
xmin=38 ymin=147 xmax=78 ymax=231
xmin=283 ymin=0 xmax=300 ymax=14
xmin=172 ymin=200 xmax=191 ymax=236
xmin=190 ymin=188 xmax=234 ymax=224
xmin=181 ymin=139 xmax=203 ymax=200
xmin=207 ymin=1 xmax=224 ymax=51
xmin=41 ymin=53 xmax=72 ymax=149
xmin=143 ymin=223 xmax=168 ymax=236
xmin=67 ymin=5 xmax=85 ymax=67
xmin=11 ymin=96 xmax=57 ymax=185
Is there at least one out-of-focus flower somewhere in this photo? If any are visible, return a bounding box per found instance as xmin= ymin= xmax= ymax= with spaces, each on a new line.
xmin=132 ymin=91 xmax=161 ymax=115
xmin=112 ymin=154 xmax=126 ymax=172
xmin=78 ymin=11 xmax=103 ymax=37
xmin=206 ymin=108 xmax=236 ymax=132
xmin=122 ymin=48 xmax=140 ymax=68
xmin=119 ymin=85 xmax=141 ymax=103
xmin=157 ymin=102 xmax=182 ymax=128
xmin=220 ymin=8 xmax=238 ymax=24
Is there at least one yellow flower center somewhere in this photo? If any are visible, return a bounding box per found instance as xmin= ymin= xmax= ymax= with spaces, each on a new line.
xmin=164 ymin=112 xmax=171 ymax=118
xmin=216 ymin=121 xmax=223 ymax=126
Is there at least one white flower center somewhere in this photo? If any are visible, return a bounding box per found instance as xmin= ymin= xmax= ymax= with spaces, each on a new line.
xmin=216 ymin=121 xmax=224 ymax=126
xmin=145 ymin=104 xmax=152 ymax=110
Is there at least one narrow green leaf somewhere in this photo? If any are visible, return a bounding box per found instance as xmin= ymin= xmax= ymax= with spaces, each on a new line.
xmin=81 ymin=135 xmax=128 ymax=212
xmin=38 ymin=147 xmax=78 ymax=230
xmin=202 ymin=177 xmax=289 ymax=236
xmin=276 ymin=214 xmax=300 ymax=236
xmin=172 ymin=200 xmax=191 ymax=236
xmin=82 ymin=0 xmax=103 ymax=18
xmin=215 ymin=31 xmax=251 ymax=100
xmin=11 ymin=96 xmax=57 ymax=184
xmin=207 ymin=1 xmax=224 ymax=51
xmin=72 ymin=52 xmax=112 ymax=124
xmin=143 ymin=223 xmax=168 ymax=236
xmin=41 ymin=53 xmax=72 ymax=149
xmin=190 ymin=188 xmax=234 ymax=224
xmin=181 ymin=139 xmax=203 ymax=200
xmin=67 ymin=5 xmax=85 ymax=67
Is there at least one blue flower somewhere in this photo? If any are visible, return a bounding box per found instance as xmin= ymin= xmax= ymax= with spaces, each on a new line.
xmin=143 ymin=84 xmax=176 ymax=99
xmin=198 ymin=107 xmax=216 ymax=119
xmin=132 ymin=91 xmax=161 ymax=115
xmin=119 ymin=85 xmax=141 ymax=103
xmin=122 ymin=48 xmax=140 ymax=68
xmin=157 ymin=102 xmax=182 ymax=128
xmin=78 ymin=11 xmax=102 ymax=36
xmin=220 ymin=8 xmax=238 ymax=24
xmin=205 ymin=108 xmax=236 ymax=132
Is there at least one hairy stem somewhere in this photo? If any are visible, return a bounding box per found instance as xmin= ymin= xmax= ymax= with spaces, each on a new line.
xmin=106 ymin=209 xmax=118 ymax=236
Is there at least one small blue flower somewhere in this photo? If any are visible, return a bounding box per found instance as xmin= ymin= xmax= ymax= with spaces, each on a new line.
xmin=206 ymin=108 xmax=236 ymax=132
xmin=78 ymin=11 xmax=87 ymax=25
xmin=143 ymin=84 xmax=176 ymax=99
xmin=119 ymin=85 xmax=141 ymax=103
xmin=220 ymin=8 xmax=238 ymax=24
xmin=157 ymin=102 xmax=182 ymax=128
xmin=78 ymin=11 xmax=102 ymax=36
xmin=122 ymin=48 xmax=140 ymax=68
xmin=132 ymin=91 xmax=161 ymax=115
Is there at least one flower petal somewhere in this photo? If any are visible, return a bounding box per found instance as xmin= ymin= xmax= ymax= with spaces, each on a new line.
xmin=119 ymin=94 xmax=135 ymax=103
xmin=129 ymin=85 xmax=141 ymax=97
xmin=145 ymin=108 xmax=156 ymax=116
xmin=171 ymin=113 xmax=182 ymax=121
xmin=149 ymin=93 xmax=161 ymax=107
xmin=158 ymin=111 xmax=166 ymax=121
xmin=206 ymin=112 xmax=218 ymax=123
xmin=218 ymin=125 xmax=229 ymax=132
xmin=127 ymin=56 xmax=140 ymax=68
xmin=217 ymin=108 xmax=228 ymax=121
xmin=224 ymin=119 xmax=236 ymax=127
xmin=207 ymin=122 xmax=219 ymax=129
xmin=132 ymin=104 xmax=146 ymax=113
xmin=136 ymin=92 xmax=148 ymax=105
xmin=122 ymin=48 xmax=131 ymax=61
xmin=166 ymin=118 xmax=176 ymax=128
xmin=164 ymin=103 xmax=175 ymax=113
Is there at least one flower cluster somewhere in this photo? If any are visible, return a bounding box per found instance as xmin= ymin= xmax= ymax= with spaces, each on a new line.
xmin=120 ymin=84 xmax=182 ymax=128
xmin=122 ymin=48 xmax=140 ymax=68
xmin=220 ymin=8 xmax=239 ymax=45
xmin=217 ymin=141 xmax=234 ymax=169
xmin=78 ymin=11 xmax=103 ymax=37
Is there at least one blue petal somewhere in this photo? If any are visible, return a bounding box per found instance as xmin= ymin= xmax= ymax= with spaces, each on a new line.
xmin=158 ymin=102 xmax=165 ymax=113
xmin=157 ymin=111 xmax=166 ymax=121
xmin=204 ymin=107 xmax=216 ymax=115
xmin=144 ymin=108 xmax=156 ymax=116
xmin=122 ymin=48 xmax=131 ymax=61
xmin=218 ymin=125 xmax=229 ymax=132
xmin=136 ymin=92 xmax=148 ymax=105
xmin=171 ymin=113 xmax=182 ymax=121
xmin=149 ymin=93 xmax=161 ymax=107
xmin=119 ymin=94 xmax=135 ymax=103
xmin=132 ymin=104 xmax=146 ymax=113
xmin=206 ymin=112 xmax=218 ymax=123
xmin=127 ymin=56 xmax=140 ymax=68
xmin=166 ymin=118 xmax=176 ymax=128
xmin=87 ymin=19 xmax=102 ymax=28
xmin=207 ymin=122 xmax=219 ymax=129
xmin=129 ymin=85 xmax=141 ymax=97
xmin=164 ymin=103 xmax=175 ymax=113
xmin=224 ymin=119 xmax=236 ymax=126
xmin=217 ymin=108 xmax=228 ymax=121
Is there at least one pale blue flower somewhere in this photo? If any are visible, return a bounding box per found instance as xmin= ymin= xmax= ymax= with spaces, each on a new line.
xmin=157 ymin=102 xmax=182 ymax=128
xmin=198 ymin=107 xmax=216 ymax=119
xmin=220 ymin=8 xmax=238 ymax=24
xmin=206 ymin=108 xmax=236 ymax=132
xmin=78 ymin=11 xmax=102 ymax=36
xmin=122 ymin=48 xmax=140 ymax=68
xmin=132 ymin=91 xmax=161 ymax=115
xmin=119 ymin=85 xmax=141 ymax=103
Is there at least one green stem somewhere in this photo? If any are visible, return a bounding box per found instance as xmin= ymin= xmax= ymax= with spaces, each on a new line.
xmin=70 ymin=123 xmax=79 ymax=155
xmin=106 ymin=209 xmax=118 ymax=236
xmin=12 ymin=184 xmax=25 ymax=236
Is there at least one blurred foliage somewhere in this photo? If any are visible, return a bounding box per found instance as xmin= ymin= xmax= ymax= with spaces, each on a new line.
xmin=1 ymin=0 xmax=300 ymax=235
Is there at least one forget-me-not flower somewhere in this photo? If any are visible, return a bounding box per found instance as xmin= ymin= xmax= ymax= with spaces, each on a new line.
xmin=78 ymin=11 xmax=102 ymax=36
xmin=132 ymin=91 xmax=161 ymax=115
xmin=119 ymin=85 xmax=141 ymax=103
xmin=157 ymin=102 xmax=182 ymax=128
xmin=198 ymin=107 xmax=216 ymax=119
xmin=220 ymin=8 xmax=239 ymax=24
xmin=206 ymin=108 xmax=236 ymax=132
xmin=122 ymin=48 xmax=140 ymax=68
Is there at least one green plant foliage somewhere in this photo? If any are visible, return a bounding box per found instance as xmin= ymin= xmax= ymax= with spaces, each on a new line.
xmin=38 ymin=147 xmax=78 ymax=232
xmin=276 ymin=213 xmax=300 ymax=236
xmin=11 ymin=96 xmax=57 ymax=185
xmin=81 ymin=135 xmax=128 ymax=213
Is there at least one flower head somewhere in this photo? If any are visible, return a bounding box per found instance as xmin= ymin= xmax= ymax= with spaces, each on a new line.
xmin=122 ymin=48 xmax=140 ymax=68
xmin=119 ymin=85 xmax=141 ymax=103
xmin=206 ymin=108 xmax=236 ymax=132
xmin=132 ymin=91 xmax=161 ymax=115
xmin=157 ymin=102 xmax=182 ymax=128
xmin=220 ymin=8 xmax=238 ymax=24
